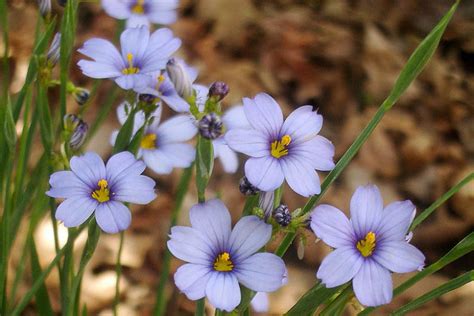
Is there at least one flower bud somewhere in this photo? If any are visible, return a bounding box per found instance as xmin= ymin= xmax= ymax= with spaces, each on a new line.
xmin=139 ymin=94 xmax=157 ymax=104
xmin=69 ymin=119 xmax=88 ymax=150
xmin=273 ymin=204 xmax=291 ymax=227
xmin=63 ymin=114 xmax=81 ymax=131
xmin=47 ymin=33 xmax=61 ymax=67
xmin=38 ymin=0 xmax=51 ymax=18
xmin=208 ymin=81 xmax=229 ymax=101
xmin=239 ymin=176 xmax=259 ymax=196
xmin=198 ymin=113 xmax=223 ymax=140
xmin=259 ymin=191 xmax=275 ymax=220
xmin=58 ymin=0 xmax=67 ymax=7
xmin=73 ymin=88 xmax=90 ymax=106
xmin=166 ymin=58 xmax=193 ymax=98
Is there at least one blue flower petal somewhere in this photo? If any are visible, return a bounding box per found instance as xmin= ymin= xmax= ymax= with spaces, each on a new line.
xmin=56 ymin=197 xmax=98 ymax=227
xmin=78 ymin=38 xmax=125 ymax=70
xmin=113 ymin=175 xmax=156 ymax=204
xmin=352 ymin=259 xmax=393 ymax=307
xmin=70 ymin=152 xmax=106 ymax=188
xmin=229 ymin=216 xmax=271 ymax=261
xmin=47 ymin=171 xmax=89 ymax=199
xmin=213 ymin=138 xmax=239 ymax=173
xmin=167 ymin=226 xmax=215 ymax=265
xmin=235 ymin=253 xmax=287 ymax=292
xmin=174 ymin=263 xmax=212 ymax=300
xmin=189 ymin=199 xmax=232 ymax=251
xmin=120 ymin=26 xmax=149 ymax=63
xmin=310 ymin=204 xmax=355 ymax=248
xmin=316 ymin=246 xmax=363 ymax=288
xmin=101 ymin=0 xmax=130 ymax=19
xmin=350 ymin=185 xmax=384 ymax=239
xmin=373 ymin=241 xmax=425 ymax=273
xmin=225 ymin=129 xmax=270 ymax=158
xmin=290 ymin=135 xmax=335 ymax=171
xmin=142 ymin=150 xmax=174 ymax=175
xmin=106 ymin=151 xmax=146 ymax=187
xmin=205 ymin=272 xmax=241 ymax=312
xmin=281 ymin=105 xmax=322 ymax=142
xmin=243 ymin=93 xmax=283 ymax=139
xmin=280 ymin=156 xmax=321 ymax=197
xmin=157 ymin=115 xmax=197 ymax=144
xmin=95 ymin=201 xmax=131 ymax=234
xmin=244 ymin=156 xmax=284 ymax=192
xmin=376 ymin=200 xmax=416 ymax=242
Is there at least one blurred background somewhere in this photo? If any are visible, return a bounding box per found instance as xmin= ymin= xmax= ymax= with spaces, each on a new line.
xmin=4 ymin=0 xmax=474 ymax=315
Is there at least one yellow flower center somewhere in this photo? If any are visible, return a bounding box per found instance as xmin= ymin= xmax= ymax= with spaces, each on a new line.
xmin=271 ymin=135 xmax=292 ymax=158
xmin=122 ymin=53 xmax=140 ymax=75
xmin=356 ymin=232 xmax=376 ymax=257
xmin=131 ymin=0 xmax=145 ymax=14
xmin=140 ymin=133 xmax=157 ymax=149
xmin=213 ymin=252 xmax=234 ymax=272
xmin=91 ymin=179 xmax=110 ymax=203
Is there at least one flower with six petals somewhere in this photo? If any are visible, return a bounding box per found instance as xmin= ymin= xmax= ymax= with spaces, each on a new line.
xmin=310 ymin=184 xmax=425 ymax=306
xmin=47 ymin=151 xmax=157 ymax=233
xmin=167 ymin=199 xmax=287 ymax=312
xmin=225 ymin=93 xmax=335 ymax=197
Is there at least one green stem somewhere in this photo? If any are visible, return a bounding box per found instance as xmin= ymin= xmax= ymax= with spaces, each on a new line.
xmin=113 ymin=232 xmax=125 ymax=316
xmin=153 ymin=166 xmax=194 ymax=316
xmin=195 ymin=299 xmax=205 ymax=316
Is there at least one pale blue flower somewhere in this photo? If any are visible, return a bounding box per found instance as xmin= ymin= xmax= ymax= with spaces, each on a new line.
xmin=225 ymin=93 xmax=335 ymax=197
xmin=102 ymin=0 xmax=179 ymax=28
xmin=310 ymin=184 xmax=425 ymax=307
xmin=251 ymin=292 xmax=269 ymax=313
xmin=168 ymin=199 xmax=287 ymax=312
xmin=110 ymin=102 xmax=197 ymax=174
xmin=47 ymin=152 xmax=156 ymax=233
xmin=77 ymin=26 xmax=180 ymax=91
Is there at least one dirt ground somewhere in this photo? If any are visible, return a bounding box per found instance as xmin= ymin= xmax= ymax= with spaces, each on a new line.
xmin=4 ymin=0 xmax=474 ymax=315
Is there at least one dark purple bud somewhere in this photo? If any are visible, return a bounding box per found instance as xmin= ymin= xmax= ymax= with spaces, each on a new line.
xmin=273 ymin=204 xmax=291 ymax=227
xmin=208 ymin=81 xmax=229 ymax=101
xmin=239 ymin=176 xmax=259 ymax=196
xmin=198 ymin=112 xmax=223 ymax=140
xmin=69 ymin=120 xmax=88 ymax=150
xmin=74 ymin=88 xmax=90 ymax=106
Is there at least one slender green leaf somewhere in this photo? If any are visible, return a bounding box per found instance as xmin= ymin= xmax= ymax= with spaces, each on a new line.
xmin=13 ymin=20 xmax=56 ymax=121
xmin=242 ymin=194 xmax=259 ymax=216
xmin=37 ymin=84 xmax=54 ymax=152
xmin=391 ymin=270 xmax=474 ymax=316
xmin=113 ymin=108 xmax=136 ymax=154
xmin=67 ymin=221 xmax=100 ymax=316
xmin=195 ymin=136 xmax=214 ymax=202
xmin=194 ymin=298 xmax=205 ymax=316
xmin=30 ymin=238 xmax=54 ymax=316
xmin=285 ymin=283 xmax=347 ymax=316
xmin=59 ymin=0 xmax=79 ymax=121
xmin=320 ymin=285 xmax=353 ymax=316
xmin=154 ymin=165 xmax=194 ymax=316
xmin=3 ymin=96 xmax=17 ymax=148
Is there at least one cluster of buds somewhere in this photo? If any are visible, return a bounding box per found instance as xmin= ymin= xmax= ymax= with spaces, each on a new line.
xmin=273 ymin=204 xmax=291 ymax=227
xmin=208 ymin=81 xmax=229 ymax=102
xmin=63 ymin=114 xmax=88 ymax=150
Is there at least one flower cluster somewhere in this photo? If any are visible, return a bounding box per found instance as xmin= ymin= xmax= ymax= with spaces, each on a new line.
xmin=41 ymin=2 xmax=429 ymax=313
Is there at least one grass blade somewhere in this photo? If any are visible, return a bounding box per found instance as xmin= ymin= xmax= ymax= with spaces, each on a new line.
xmin=391 ymin=270 xmax=474 ymax=315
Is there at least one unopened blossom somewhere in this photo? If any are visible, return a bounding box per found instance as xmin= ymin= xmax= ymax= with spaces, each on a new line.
xmin=239 ymin=176 xmax=259 ymax=196
xmin=110 ymin=102 xmax=197 ymax=174
xmin=135 ymin=59 xmax=199 ymax=112
xmin=38 ymin=0 xmax=51 ymax=17
xmin=166 ymin=58 xmax=194 ymax=99
xmin=102 ymin=0 xmax=179 ymax=28
xmin=225 ymin=93 xmax=335 ymax=197
xmin=77 ymin=26 xmax=180 ymax=91
xmin=46 ymin=32 xmax=61 ymax=67
xmin=47 ymin=152 xmax=156 ymax=233
xmin=168 ymin=199 xmax=287 ymax=312
xmin=310 ymin=184 xmax=425 ymax=307
xmin=198 ymin=113 xmax=223 ymax=140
